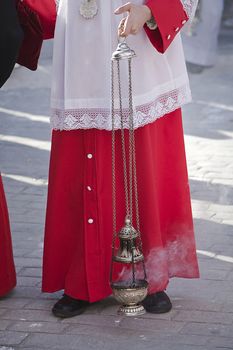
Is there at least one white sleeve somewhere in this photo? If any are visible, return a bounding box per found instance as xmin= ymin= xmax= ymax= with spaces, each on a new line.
xmin=55 ymin=0 xmax=60 ymax=12
xmin=180 ymin=0 xmax=199 ymax=21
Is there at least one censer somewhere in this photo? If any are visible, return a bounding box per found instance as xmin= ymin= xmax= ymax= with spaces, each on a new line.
xmin=110 ymin=38 xmax=148 ymax=316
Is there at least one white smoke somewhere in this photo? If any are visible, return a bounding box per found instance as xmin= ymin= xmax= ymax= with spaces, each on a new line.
xmin=116 ymin=229 xmax=199 ymax=291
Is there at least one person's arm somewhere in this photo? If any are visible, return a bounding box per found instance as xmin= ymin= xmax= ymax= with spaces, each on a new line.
xmin=144 ymin=0 xmax=198 ymax=53
xmin=16 ymin=0 xmax=57 ymax=71
xmin=21 ymin=0 xmax=57 ymax=39
xmin=16 ymin=0 xmax=43 ymax=70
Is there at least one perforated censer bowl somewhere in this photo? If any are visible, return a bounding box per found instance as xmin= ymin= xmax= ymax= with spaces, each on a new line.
xmin=111 ymin=279 xmax=148 ymax=316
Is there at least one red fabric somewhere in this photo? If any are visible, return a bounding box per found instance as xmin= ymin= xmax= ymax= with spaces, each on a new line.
xmin=42 ymin=110 xmax=199 ymax=302
xmin=144 ymin=0 xmax=188 ymax=53
xmin=21 ymin=0 xmax=56 ymax=39
xmin=0 ymin=176 xmax=16 ymax=297
xmin=16 ymin=1 xmax=43 ymax=70
xmin=16 ymin=0 xmax=56 ymax=70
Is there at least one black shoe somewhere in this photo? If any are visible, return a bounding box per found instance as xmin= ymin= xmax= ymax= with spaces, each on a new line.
xmin=142 ymin=291 xmax=172 ymax=314
xmin=52 ymin=294 xmax=89 ymax=318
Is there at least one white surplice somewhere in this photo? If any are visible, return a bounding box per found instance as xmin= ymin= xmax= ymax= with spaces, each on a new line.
xmin=51 ymin=0 xmax=197 ymax=130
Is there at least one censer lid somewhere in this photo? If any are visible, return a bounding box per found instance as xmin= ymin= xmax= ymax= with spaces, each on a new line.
xmin=112 ymin=39 xmax=136 ymax=61
xmin=118 ymin=217 xmax=138 ymax=239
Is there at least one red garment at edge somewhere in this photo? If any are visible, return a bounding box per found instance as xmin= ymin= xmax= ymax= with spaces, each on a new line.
xmin=0 ymin=175 xmax=16 ymax=297
xmin=16 ymin=0 xmax=56 ymax=70
xmin=42 ymin=110 xmax=200 ymax=302
xmin=16 ymin=0 xmax=56 ymax=40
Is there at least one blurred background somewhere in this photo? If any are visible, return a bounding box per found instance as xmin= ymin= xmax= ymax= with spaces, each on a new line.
xmin=0 ymin=1 xmax=233 ymax=349
xmin=182 ymin=0 xmax=233 ymax=73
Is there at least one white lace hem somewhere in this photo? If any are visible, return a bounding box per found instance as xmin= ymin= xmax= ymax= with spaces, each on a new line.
xmin=180 ymin=0 xmax=199 ymax=20
xmin=50 ymin=85 xmax=191 ymax=131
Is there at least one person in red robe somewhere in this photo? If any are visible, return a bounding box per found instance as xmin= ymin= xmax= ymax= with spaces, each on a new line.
xmin=0 ymin=0 xmax=22 ymax=297
xmin=17 ymin=0 xmax=200 ymax=318
xmin=0 ymin=175 xmax=16 ymax=297
xmin=0 ymin=0 xmax=54 ymax=297
xmin=43 ymin=0 xmax=200 ymax=318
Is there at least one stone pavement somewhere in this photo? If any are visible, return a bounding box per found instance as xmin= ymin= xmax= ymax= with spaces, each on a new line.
xmin=0 ymin=27 xmax=233 ymax=350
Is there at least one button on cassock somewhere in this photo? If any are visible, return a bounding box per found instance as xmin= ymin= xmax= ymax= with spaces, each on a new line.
xmin=87 ymin=153 xmax=93 ymax=159
xmin=87 ymin=186 xmax=92 ymax=191
xmin=88 ymin=218 xmax=94 ymax=224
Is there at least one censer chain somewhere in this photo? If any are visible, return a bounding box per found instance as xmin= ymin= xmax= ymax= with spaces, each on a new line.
xmin=117 ymin=60 xmax=130 ymax=219
xmin=111 ymin=56 xmax=147 ymax=283
xmin=110 ymin=60 xmax=117 ymax=283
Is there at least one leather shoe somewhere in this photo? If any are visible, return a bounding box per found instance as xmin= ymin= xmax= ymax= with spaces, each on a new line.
xmin=142 ymin=291 xmax=172 ymax=314
xmin=52 ymin=294 xmax=89 ymax=318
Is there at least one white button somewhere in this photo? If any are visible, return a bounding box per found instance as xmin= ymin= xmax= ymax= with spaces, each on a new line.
xmin=175 ymin=27 xmax=179 ymax=32
xmin=87 ymin=186 xmax=92 ymax=191
xmin=167 ymin=34 xmax=171 ymax=40
xmin=88 ymin=218 xmax=94 ymax=224
xmin=87 ymin=154 xmax=93 ymax=159
xmin=182 ymin=20 xmax=187 ymax=25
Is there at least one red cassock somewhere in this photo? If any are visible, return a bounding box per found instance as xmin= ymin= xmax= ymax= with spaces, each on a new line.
xmin=41 ymin=0 xmax=199 ymax=301
xmin=42 ymin=110 xmax=199 ymax=302
xmin=0 ymin=175 xmax=16 ymax=297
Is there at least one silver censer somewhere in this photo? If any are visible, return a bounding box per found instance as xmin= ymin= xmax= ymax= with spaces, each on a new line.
xmin=110 ymin=39 xmax=148 ymax=317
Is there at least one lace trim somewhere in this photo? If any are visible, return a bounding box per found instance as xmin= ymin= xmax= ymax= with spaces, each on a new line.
xmin=55 ymin=0 xmax=60 ymax=11
xmin=51 ymin=85 xmax=191 ymax=131
xmin=180 ymin=0 xmax=199 ymax=20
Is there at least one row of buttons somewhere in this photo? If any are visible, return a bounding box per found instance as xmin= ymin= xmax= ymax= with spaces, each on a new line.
xmin=87 ymin=153 xmax=94 ymax=224
xmin=166 ymin=19 xmax=187 ymax=40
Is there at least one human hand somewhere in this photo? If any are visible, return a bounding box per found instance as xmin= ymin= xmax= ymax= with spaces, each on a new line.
xmin=114 ymin=2 xmax=152 ymax=37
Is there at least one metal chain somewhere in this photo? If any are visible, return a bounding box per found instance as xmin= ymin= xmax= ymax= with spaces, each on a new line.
xmin=111 ymin=52 xmax=147 ymax=284
xmin=129 ymin=60 xmax=134 ymax=227
xmin=117 ymin=61 xmax=130 ymax=219
xmin=118 ymin=58 xmax=136 ymax=285
xmin=128 ymin=59 xmax=140 ymax=233
xmin=110 ymin=60 xmax=117 ymax=283
xmin=128 ymin=59 xmax=134 ymax=228
xmin=128 ymin=59 xmax=136 ymax=285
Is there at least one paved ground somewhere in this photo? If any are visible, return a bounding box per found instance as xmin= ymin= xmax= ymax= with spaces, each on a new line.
xmin=0 ymin=27 xmax=233 ymax=350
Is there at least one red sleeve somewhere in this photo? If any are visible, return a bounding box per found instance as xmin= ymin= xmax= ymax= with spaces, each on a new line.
xmin=22 ymin=0 xmax=57 ymax=39
xmin=144 ymin=0 xmax=188 ymax=53
xmin=16 ymin=1 xmax=43 ymax=70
